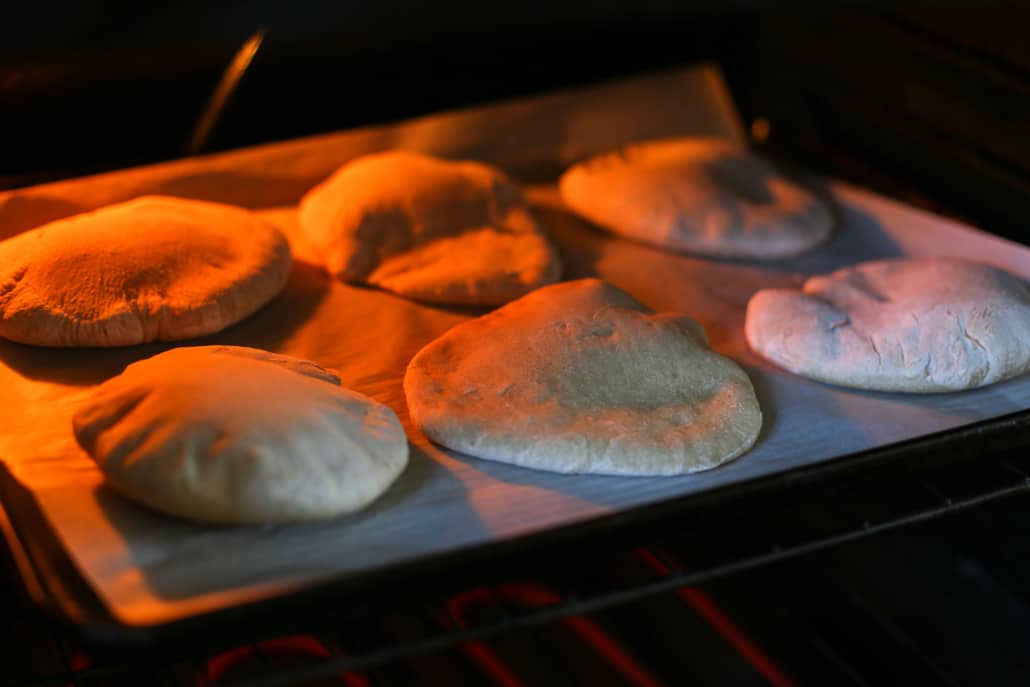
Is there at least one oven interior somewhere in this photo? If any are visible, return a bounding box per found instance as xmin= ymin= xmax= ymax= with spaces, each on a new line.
xmin=2 ymin=4 xmax=1029 ymax=686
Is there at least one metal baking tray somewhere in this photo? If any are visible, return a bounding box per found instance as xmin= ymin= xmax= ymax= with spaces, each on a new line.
xmin=0 ymin=63 xmax=1027 ymax=645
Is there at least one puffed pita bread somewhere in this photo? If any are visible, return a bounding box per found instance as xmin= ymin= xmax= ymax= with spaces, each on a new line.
xmin=746 ymin=258 xmax=1030 ymax=392
xmin=0 ymin=196 xmax=291 ymax=347
xmin=299 ymin=150 xmax=561 ymax=305
xmin=559 ymin=137 xmax=832 ymax=259
xmin=404 ymin=279 xmax=761 ymax=476
xmin=73 ymin=346 xmax=409 ymax=524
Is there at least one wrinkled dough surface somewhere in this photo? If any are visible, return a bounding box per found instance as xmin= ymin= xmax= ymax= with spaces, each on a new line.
xmin=745 ymin=258 xmax=1030 ymax=392
xmin=299 ymin=151 xmax=561 ymax=305
xmin=0 ymin=196 xmax=292 ymax=347
xmin=559 ymin=138 xmax=832 ymax=258
xmin=73 ymin=346 xmax=409 ymax=524
xmin=404 ymin=279 xmax=762 ymax=476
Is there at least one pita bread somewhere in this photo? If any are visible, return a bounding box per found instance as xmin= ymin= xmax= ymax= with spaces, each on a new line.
xmin=299 ymin=151 xmax=561 ymax=305
xmin=559 ymin=138 xmax=832 ymax=258
xmin=73 ymin=346 xmax=409 ymax=524
xmin=745 ymin=258 xmax=1030 ymax=392
xmin=0 ymin=196 xmax=291 ymax=347
xmin=404 ymin=279 xmax=761 ymax=476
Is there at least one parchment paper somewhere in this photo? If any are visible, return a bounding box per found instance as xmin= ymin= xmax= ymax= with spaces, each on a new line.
xmin=0 ymin=65 xmax=1027 ymax=627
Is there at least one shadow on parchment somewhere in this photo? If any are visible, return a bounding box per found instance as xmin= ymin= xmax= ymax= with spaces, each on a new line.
xmin=529 ymin=199 xmax=606 ymax=281
xmin=89 ymin=438 xmax=491 ymax=603
xmin=739 ymin=363 xmax=780 ymax=449
xmin=428 ymin=444 xmax=676 ymax=512
xmin=774 ymin=177 xmax=907 ymax=275
xmin=399 ymin=297 xmax=493 ymax=321
xmin=199 ymin=258 xmax=330 ymax=351
xmin=0 ymin=258 xmax=330 ymax=386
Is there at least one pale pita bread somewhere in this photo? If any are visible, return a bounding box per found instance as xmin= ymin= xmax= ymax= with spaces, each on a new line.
xmin=0 ymin=196 xmax=291 ymax=347
xmin=559 ymin=137 xmax=832 ymax=258
xmin=73 ymin=346 xmax=409 ymax=524
xmin=299 ymin=151 xmax=561 ymax=305
xmin=745 ymin=258 xmax=1030 ymax=392
xmin=404 ymin=279 xmax=761 ymax=476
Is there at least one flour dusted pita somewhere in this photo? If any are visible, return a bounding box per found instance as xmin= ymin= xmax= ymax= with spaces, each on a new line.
xmin=0 ymin=196 xmax=291 ymax=347
xmin=73 ymin=346 xmax=408 ymax=524
xmin=559 ymin=138 xmax=832 ymax=259
xmin=404 ymin=279 xmax=761 ymax=475
xmin=299 ymin=151 xmax=561 ymax=305
xmin=746 ymin=258 xmax=1030 ymax=392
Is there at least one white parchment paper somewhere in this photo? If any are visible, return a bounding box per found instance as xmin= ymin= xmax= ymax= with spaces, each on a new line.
xmin=0 ymin=65 xmax=1027 ymax=627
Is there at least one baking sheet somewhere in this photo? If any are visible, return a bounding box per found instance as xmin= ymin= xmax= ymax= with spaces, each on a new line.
xmin=1 ymin=64 xmax=1028 ymax=628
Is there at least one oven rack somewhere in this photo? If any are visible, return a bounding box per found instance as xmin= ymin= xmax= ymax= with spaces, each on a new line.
xmin=5 ymin=413 xmax=1027 ymax=687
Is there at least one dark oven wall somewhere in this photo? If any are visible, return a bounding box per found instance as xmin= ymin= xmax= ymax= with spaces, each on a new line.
xmin=2 ymin=3 xmax=1028 ymax=247
xmin=739 ymin=8 xmax=1030 ymax=246
xmin=0 ymin=1 xmax=755 ymax=189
